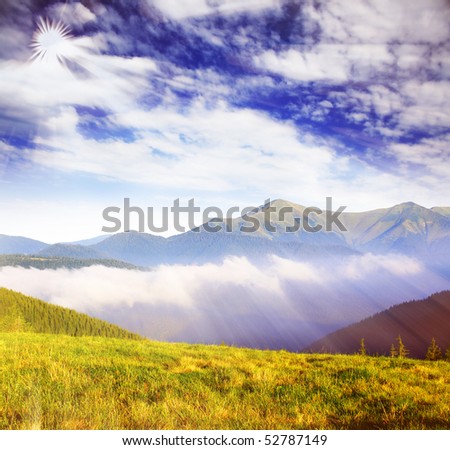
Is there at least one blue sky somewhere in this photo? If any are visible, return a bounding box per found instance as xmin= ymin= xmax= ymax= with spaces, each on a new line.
xmin=0 ymin=0 xmax=449 ymax=242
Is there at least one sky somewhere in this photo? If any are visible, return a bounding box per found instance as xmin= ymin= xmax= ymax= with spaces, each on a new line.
xmin=0 ymin=0 xmax=449 ymax=242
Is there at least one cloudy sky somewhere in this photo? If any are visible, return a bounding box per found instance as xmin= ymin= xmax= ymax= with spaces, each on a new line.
xmin=0 ymin=0 xmax=449 ymax=242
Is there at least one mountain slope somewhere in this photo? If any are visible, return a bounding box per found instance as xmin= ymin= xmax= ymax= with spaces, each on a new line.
xmin=67 ymin=235 xmax=109 ymax=246
xmin=0 ymin=287 xmax=141 ymax=339
xmin=306 ymin=291 xmax=450 ymax=358
xmin=432 ymin=207 xmax=450 ymax=217
xmin=92 ymin=231 xmax=166 ymax=265
xmin=337 ymin=202 xmax=450 ymax=255
xmin=0 ymin=254 xmax=142 ymax=270
xmin=38 ymin=243 xmax=109 ymax=260
xmin=0 ymin=234 xmax=48 ymax=255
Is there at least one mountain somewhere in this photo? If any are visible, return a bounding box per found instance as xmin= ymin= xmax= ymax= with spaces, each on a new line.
xmin=306 ymin=291 xmax=450 ymax=358
xmin=92 ymin=231 xmax=166 ymax=266
xmin=0 ymin=254 xmax=143 ymax=270
xmin=38 ymin=243 xmax=108 ymax=260
xmin=67 ymin=235 xmax=109 ymax=246
xmin=0 ymin=287 xmax=141 ymax=339
xmin=0 ymin=234 xmax=48 ymax=255
xmin=93 ymin=200 xmax=450 ymax=265
xmin=338 ymin=202 xmax=450 ymax=255
xmin=1 ymin=200 xmax=449 ymax=266
xmin=89 ymin=227 xmax=356 ymax=266
xmin=432 ymin=207 xmax=450 ymax=217
xmin=199 ymin=199 xmax=345 ymax=245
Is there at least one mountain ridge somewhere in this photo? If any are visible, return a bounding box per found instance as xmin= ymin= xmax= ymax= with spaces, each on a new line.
xmin=305 ymin=291 xmax=450 ymax=358
xmin=1 ymin=200 xmax=449 ymax=266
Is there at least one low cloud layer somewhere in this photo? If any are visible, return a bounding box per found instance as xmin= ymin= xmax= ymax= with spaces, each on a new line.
xmin=0 ymin=254 xmax=447 ymax=349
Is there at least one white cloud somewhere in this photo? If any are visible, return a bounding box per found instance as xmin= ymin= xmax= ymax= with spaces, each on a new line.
xmin=0 ymin=253 xmax=446 ymax=347
xmin=397 ymin=81 xmax=450 ymax=130
xmin=0 ymin=35 xmax=157 ymax=119
xmin=390 ymin=134 xmax=450 ymax=179
xmin=368 ymin=85 xmax=403 ymax=117
xmin=254 ymin=44 xmax=393 ymax=82
xmin=270 ymin=256 xmax=322 ymax=283
xmin=0 ymin=257 xmax=284 ymax=311
xmin=343 ymin=253 xmax=424 ymax=280
xmin=151 ymin=0 xmax=212 ymax=20
xmin=30 ymin=101 xmax=335 ymax=192
xmin=305 ymin=0 xmax=450 ymax=45
xmin=21 ymin=95 xmax=450 ymax=212
xmin=0 ymin=254 xmax=436 ymax=313
xmin=150 ymin=0 xmax=280 ymax=20
xmin=48 ymin=3 xmax=96 ymax=26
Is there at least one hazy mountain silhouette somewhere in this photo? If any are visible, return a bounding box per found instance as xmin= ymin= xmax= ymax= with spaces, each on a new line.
xmin=306 ymin=291 xmax=450 ymax=358
xmin=39 ymin=243 xmax=108 ymax=260
xmin=67 ymin=235 xmax=109 ymax=246
xmin=92 ymin=231 xmax=166 ymax=266
xmin=0 ymin=234 xmax=48 ymax=255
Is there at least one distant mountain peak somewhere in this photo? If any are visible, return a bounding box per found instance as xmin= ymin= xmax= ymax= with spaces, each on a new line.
xmin=266 ymin=199 xmax=305 ymax=210
xmin=390 ymin=201 xmax=425 ymax=211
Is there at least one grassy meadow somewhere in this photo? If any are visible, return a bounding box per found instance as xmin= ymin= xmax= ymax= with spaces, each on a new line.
xmin=1 ymin=332 xmax=450 ymax=430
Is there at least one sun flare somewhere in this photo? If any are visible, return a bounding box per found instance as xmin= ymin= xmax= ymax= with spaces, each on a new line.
xmin=30 ymin=17 xmax=73 ymax=63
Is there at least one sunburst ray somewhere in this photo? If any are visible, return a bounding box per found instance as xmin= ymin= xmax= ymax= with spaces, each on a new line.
xmin=30 ymin=17 xmax=73 ymax=64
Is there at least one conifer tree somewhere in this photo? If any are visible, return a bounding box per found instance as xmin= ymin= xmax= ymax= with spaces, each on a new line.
xmin=445 ymin=346 xmax=450 ymax=362
xmin=390 ymin=343 xmax=398 ymax=358
xmin=397 ymin=335 xmax=409 ymax=358
xmin=359 ymin=338 xmax=367 ymax=356
xmin=425 ymin=338 xmax=442 ymax=361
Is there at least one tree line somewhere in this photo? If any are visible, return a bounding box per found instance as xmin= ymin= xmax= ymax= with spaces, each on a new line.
xmin=359 ymin=336 xmax=450 ymax=361
xmin=0 ymin=287 xmax=142 ymax=340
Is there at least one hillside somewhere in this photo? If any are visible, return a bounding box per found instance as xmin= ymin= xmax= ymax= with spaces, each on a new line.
xmin=0 ymin=254 xmax=143 ymax=270
xmin=0 ymin=288 xmax=141 ymax=339
xmin=38 ymin=243 xmax=109 ymax=260
xmin=0 ymin=333 xmax=449 ymax=429
xmin=306 ymin=291 xmax=450 ymax=358
xmin=0 ymin=288 xmax=449 ymax=430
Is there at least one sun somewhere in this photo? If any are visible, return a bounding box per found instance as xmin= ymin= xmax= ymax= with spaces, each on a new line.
xmin=30 ymin=17 xmax=73 ymax=64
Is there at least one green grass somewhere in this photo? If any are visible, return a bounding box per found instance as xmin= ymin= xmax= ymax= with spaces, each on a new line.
xmin=1 ymin=332 xmax=450 ymax=430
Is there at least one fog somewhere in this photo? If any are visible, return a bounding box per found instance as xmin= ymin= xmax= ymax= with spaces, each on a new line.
xmin=0 ymin=254 xmax=448 ymax=349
